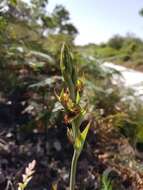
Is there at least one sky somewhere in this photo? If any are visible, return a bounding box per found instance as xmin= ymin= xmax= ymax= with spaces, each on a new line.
xmin=47 ymin=0 xmax=143 ymax=45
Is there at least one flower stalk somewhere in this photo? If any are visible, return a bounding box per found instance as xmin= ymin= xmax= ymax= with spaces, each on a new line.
xmin=70 ymin=149 xmax=80 ymax=190
xmin=58 ymin=43 xmax=90 ymax=190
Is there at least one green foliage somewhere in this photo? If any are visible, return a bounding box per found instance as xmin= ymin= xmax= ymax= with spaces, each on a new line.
xmin=0 ymin=0 xmax=77 ymax=95
xmin=80 ymin=34 xmax=143 ymax=69
xmin=112 ymin=97 xmax=143 ymax=144
xmin=108 ymin=35 xmax=124 ymax=50
xmin=0 ymin=0 xmax=77 ymax=142
xmin=96 ymin=46 xmax=118 ymax=57
xmin=101 ymin=173 xmax=112 ymax=190
xmin=78 ymin=39 xmax=143 ymax=146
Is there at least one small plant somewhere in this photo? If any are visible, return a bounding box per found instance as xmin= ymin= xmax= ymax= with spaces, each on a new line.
xmin=57 ymin=43 xmax=90 ymax=190
xmin=101 ymin=172 xmax=112 ymax=190
xmin=18 ymin=160 xmax=36 ymax=190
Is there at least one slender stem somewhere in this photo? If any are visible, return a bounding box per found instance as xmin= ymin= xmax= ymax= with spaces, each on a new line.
xmin=70 ymin=149 xmax=80 ymax=190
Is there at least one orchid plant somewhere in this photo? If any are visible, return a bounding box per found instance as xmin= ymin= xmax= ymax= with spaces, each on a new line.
xmin=57 ymin=43 xmax=90 ymax=190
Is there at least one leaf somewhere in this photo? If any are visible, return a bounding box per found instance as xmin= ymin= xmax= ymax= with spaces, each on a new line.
xmin=81 ymin=121 xmax=91 ymax=143
xmin=76 ymin=91 xmax=80 ymax=104
xmin=101 ymin=170 xmax=112 ymax=190
xmin=74 ymin=121 xmax=90 ymax=151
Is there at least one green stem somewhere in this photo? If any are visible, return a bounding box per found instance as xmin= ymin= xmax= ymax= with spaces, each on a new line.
xmin=70 ymin=149 xmax=80 ymax=190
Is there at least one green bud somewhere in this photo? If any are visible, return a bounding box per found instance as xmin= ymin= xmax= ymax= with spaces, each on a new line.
xmin=60 ymin=43 xmax=77 ymax=101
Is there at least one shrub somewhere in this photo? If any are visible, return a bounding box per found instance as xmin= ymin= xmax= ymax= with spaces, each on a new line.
xmin=108 ymin=35 xmax=124 ymax=50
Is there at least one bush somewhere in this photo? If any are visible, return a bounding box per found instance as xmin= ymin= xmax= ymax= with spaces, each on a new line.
xmin=108 ymin=35 xmax=124 ymax=50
